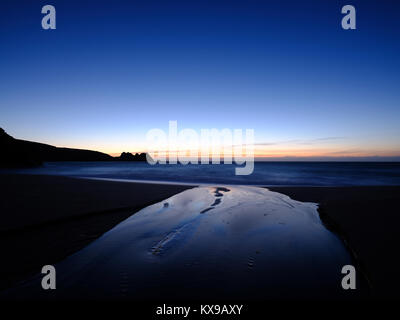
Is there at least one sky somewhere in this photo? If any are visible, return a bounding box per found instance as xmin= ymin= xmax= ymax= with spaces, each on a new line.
xmin=1 ymin=0 xmax=400 ymax=160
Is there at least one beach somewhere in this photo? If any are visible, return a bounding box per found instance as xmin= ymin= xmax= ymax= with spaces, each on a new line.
xmin=269 ymin=186 xmax=400 ymax=299
xmin=1 ymin=174 xmax=399 ymax=299
xmin=0 ymin=174 xmax=192 ymax=290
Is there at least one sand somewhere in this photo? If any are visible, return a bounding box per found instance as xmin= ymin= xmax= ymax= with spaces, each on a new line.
xmin=0 ymin=174 xmax=192 ymax=290
xmin=1 ymin=174 xmax=399 ymax=299
xmin=8 ymin=186 xmax=359 ymax=300
xmin=269 ymin=186 xmax=400 ymax=299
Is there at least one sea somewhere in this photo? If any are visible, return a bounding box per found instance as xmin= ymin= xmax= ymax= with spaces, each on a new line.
xmin=3 ymin=161 xmax=400 ymax=186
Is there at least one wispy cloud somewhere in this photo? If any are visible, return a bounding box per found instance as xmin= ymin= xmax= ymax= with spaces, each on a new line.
xmin=328 ymin=149 xmax=361 ymax=155
xmin=255 ymin=137 xmax=346 ymax=147
xmin=313 ymin=137 xmax=345 ymax=141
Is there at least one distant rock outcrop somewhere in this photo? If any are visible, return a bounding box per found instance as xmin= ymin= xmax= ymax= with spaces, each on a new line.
xmin=0 ymin=128 xmax=113 ymax=168
xmin=115 ymin=152 xmax=148 ymax=162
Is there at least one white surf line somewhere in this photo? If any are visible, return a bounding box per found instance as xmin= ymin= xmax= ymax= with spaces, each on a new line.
xmin=78 ymin=176 xmax=353 ymax=188
xmin=78 ymin=176 xmax=200 ymax=186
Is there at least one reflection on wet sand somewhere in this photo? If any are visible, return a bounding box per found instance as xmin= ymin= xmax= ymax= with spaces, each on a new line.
xmin=8 ymin=186 xmax=364 ymax=300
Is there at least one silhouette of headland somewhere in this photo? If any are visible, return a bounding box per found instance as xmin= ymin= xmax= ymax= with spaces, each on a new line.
xmin=0 ymin=128 xmax=148 ymax=167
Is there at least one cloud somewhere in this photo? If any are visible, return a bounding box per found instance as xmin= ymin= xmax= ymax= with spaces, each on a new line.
xmin=313 ymin=137 xmax=345 ymax=141
xmin=255 ymin=156 xmax=400 ymax=162
xmin=254 ymin=137 xmax=346 ymax=147
xmin=327 ymin=149 xmax=361 ymax=155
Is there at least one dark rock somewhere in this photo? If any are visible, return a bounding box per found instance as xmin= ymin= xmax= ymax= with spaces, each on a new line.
xmin=115 ymin=152 xmax=148 ymax=162
xmin=0 ymin=128 xmax=151 ymax=167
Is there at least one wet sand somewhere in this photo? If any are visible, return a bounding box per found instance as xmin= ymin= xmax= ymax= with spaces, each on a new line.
xmin=6 ymin=186 xmax=361 ymax=300
xmin=0 ymin=174 xmax=193 ymax=290
xmin=0 ymin=174 xmax=399 ymax=300
xmin=269 ymin=186 xmax=400 ymax=299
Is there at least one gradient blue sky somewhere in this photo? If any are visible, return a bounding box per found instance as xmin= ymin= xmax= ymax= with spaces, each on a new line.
xmin=1 ymin=0 xmax=399 ymax=159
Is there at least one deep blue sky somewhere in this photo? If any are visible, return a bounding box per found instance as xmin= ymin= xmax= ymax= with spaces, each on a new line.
xmin=1 ymin=0 xmax=399 ymax=158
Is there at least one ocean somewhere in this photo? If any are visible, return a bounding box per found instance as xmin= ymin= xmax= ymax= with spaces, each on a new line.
xmin=3 ymin=161 xmax=400 ymax=186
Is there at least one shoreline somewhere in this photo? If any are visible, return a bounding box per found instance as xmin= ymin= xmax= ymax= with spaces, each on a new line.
xmin=269 ymin=186 xmax=400 ymax=299
xmin=1 ymin=174 xmax=399 ymax=299
xmin=317 ymin=205 xmax=373 ymax=291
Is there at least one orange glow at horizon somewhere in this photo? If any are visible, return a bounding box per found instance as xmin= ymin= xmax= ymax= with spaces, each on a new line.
xmin=105 ymin=147 xmax=400 ymax=159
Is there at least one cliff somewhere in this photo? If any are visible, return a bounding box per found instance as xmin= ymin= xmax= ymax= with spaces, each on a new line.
xmin=0 ymin=128 xmax=113 ymax=167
